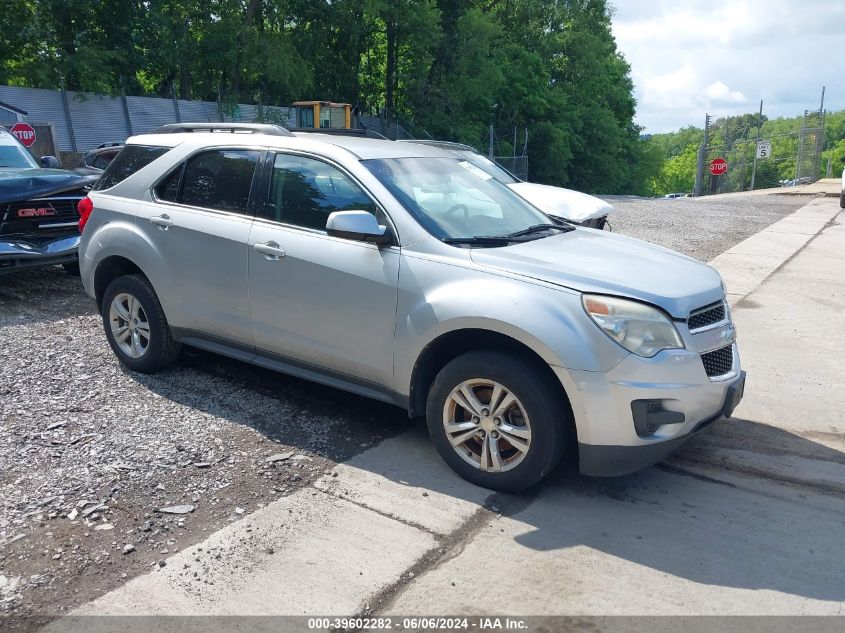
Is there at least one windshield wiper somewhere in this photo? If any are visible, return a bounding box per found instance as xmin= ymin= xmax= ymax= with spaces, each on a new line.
xmin=442 ymin=235 xmax=517 ymax=246
xmin=505 ymin=223 xmax=574 ymax=238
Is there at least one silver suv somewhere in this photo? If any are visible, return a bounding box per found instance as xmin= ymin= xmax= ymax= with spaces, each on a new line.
xmin=79 ymin=123 xmax=745 ymax=491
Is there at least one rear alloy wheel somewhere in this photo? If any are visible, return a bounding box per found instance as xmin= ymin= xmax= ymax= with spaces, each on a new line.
xmin=109 ymin=292 xmax=151 ymax=359
xmin=101 ymin=274 xmax=180 ymax=373
xmin=426 ymin=351 xmax=568 ymax=491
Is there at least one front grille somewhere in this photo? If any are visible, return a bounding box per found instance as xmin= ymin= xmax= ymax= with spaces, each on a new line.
xmin=0 ymin=197 xmax=81 ymax=237
xmin=688 ymin=302 xmax=726 ymax=330
xmin=701 ymin=345 xmax=733 ymax=377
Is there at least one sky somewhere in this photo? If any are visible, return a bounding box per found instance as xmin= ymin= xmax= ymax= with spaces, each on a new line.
xmin=610 ymin=0 xmax=845 ymax=134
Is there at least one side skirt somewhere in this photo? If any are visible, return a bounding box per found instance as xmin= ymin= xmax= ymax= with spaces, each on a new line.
xmin=172 ymin=328 xmax=400 ymax=408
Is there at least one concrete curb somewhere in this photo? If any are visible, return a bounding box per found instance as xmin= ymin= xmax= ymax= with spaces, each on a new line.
xmin=61 ymin=429 xmax=490 ymax=618
xmin=708 ymin=197 xmax=841 ymax=303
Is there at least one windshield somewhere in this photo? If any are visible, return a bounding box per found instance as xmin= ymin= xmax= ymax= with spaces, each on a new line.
xmin=363 ymin=157 xmax=549 ymax=241
xmin=0 ymin=144 xmax=39 ymax=169
xmin=455 ymin=151 xmax=520 ymax=184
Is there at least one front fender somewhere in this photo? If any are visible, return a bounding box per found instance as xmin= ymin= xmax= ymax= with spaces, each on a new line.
xmin=394 ymin=255 xmax=628 ymax=397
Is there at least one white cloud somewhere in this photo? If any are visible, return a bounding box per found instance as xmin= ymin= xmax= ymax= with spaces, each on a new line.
xmin=703 ymin=81 xmax=746 ymax=104
xmin=611 ymin=0 xmax=845 ymax=133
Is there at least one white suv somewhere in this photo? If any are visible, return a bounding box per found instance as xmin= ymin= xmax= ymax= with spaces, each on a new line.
xmin=79 ymin=123 xmax=745 ymax=491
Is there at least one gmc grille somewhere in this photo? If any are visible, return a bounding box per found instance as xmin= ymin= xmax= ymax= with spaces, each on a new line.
xmin=688 ymin=302 xmax=726 ymax=331
xmin=0 ymin=197 xmax=81 ymax=237
xmin=701 ymin=345 xmax=733 ymax=378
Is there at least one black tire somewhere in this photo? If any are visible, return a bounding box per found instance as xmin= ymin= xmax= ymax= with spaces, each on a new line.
xmin=426 ymin=350 xmax=569 ymax=492
xmin=62 ymin=262 xmax=80 ymax=276
xmin=839 ymin=190 xmax=844 ymax=209
xmin=101 ymin=274 xmax=180 ymax=373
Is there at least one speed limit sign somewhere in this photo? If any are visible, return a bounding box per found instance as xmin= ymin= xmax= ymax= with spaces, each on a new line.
xmin=756 ymin=140 xmax=771 ymax=159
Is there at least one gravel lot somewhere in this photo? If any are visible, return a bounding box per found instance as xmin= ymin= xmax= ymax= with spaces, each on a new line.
xmin=0 ymin=193 xmax=807 ymax=621
xmin=606 ymin=194 xmax=806 ymax=262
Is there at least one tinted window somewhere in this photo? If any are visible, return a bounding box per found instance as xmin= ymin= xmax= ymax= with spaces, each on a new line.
xmin=94 ymin=145 xmax=170 ymax=190
xmin=180 ymin=149 xmax=260 ymax=214
xmin=267 ymin=154 xmax=377 ymax=230
xmin=92 ymin=154 xmax=113 ymax=170
xmin=155 ymin=167 xmax=182 ymax=202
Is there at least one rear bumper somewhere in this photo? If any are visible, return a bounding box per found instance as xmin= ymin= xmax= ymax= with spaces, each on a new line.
xmin=0 ymin=235 xmax=80 ymax=274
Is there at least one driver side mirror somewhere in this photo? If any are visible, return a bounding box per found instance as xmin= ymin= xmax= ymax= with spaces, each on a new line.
xmin=326 ymin=210 xmax=391 ymax=245
xmin=40 ymin=155 xmax=61 ymax=168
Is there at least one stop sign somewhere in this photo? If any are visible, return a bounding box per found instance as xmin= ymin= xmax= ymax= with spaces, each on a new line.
xmin=709 ymin=157 xmax=728 ymax=176
xmin=10 ymin=122 xmax=37 ymax=147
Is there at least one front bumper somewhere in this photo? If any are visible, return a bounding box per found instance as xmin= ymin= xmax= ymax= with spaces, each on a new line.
xmin=553 ymin=344 xmax=745 ymax=477
xmin=579 ymin=370 xmax=745 ymax=476
xmin=0 ymin=235 xmax=80 ymax=274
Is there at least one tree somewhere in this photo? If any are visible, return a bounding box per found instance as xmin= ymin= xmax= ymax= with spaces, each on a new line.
xmin=0 ymin=0 xmax=654 ymax=194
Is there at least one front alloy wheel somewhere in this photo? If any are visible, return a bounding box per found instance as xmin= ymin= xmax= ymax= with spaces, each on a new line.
xmin=426 ymin=351 xmax=568 ymax=491
xmin=109 ymin=292 xmax=151 ymax=358
xmin=443 ymin=379 xmax=532 ymax=473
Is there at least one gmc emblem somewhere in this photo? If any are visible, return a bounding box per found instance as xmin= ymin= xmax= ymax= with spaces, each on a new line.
xmin=17 ymin=207 xmax=56 ymax=218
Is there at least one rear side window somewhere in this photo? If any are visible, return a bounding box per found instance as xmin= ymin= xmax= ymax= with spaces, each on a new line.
xmin=93 ymin=145 xmax=170 ymax=190
xmin=156 ymin=168 xmax=181 ymax=202
xmin=178 ymin=149 xmax=260 ymax=214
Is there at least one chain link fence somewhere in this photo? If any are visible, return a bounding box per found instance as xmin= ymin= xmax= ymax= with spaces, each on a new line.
xmin=702 ymin=108 xmax=826 ymax=195
xmin=482 ymin=125 xmax=529 ymax=181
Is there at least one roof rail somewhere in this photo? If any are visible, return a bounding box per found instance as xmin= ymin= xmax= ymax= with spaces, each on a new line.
xmin=291 ymin=128 xmax=386 ymax=139
xmin=402 ymin=139 xmax=477 ymax=152
xmin=151 ymin=122 xmax=294 ymax=137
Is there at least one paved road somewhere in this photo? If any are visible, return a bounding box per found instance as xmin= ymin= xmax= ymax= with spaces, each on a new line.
xmin=67 ymin=197 xmax=844 ymax=623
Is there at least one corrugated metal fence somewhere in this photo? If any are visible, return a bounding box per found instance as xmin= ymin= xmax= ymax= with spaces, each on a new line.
xmin=0 ymin=85 xmax=291 ymax=152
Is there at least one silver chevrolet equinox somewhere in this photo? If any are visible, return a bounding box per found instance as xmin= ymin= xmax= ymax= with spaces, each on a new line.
xmin=78 ymin=123 xmax=746 ymax=491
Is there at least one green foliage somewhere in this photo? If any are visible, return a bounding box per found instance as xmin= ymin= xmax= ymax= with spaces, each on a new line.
xmin=649 ymin=143 xmax=698 ymax=195
xmin=648 ymin=109 xmax=845 ymax=194
xmin=0 ymin=0 xmax=649 ymax=193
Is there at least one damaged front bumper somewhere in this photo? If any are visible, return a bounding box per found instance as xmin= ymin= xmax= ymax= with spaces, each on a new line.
xmin=0 ymin=235 xmax=80 ymax=274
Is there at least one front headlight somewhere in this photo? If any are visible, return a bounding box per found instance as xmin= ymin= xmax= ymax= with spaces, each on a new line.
xmin=582 ymin=294 xmax=684 ymax=358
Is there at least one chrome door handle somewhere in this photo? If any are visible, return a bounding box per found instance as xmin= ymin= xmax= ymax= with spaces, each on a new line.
xmin=150 ymin=214 xmax=174 ymax=230
xmin=254 ymin=241 xmax=286 ymax=260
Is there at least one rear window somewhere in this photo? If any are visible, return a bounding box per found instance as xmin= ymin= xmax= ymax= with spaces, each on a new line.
xmin=93 ymin=145 xmax=170 ymax=190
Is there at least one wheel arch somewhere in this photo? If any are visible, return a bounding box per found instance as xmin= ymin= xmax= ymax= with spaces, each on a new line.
xmin=93 ymin=256 xmax=151 ymax=310
xmin=406 ymin=328 xmax=574 ymax=430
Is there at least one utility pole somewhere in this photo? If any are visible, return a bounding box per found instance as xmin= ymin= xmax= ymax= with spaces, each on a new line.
xmin=694 ymin=113 xmax=711 ymax=197
xmin=488 ymin=124 xmax=495 ymax=160
xmin=815 ymin=86 xmax=826 ymax=181
xmin=796 ymin=110 xmax=806 ymax=181
xmin=750 ymin=99 xmax=763 ymax=191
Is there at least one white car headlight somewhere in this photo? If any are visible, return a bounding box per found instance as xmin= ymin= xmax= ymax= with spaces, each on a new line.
xmin=582 ymin=294 xmax=684 ymax=358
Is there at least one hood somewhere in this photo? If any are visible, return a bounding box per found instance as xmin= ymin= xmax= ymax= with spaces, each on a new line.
xmin=469 ymin=229 xmax=723 ymax=318
xmin=508 ymin=182 xmax=613 ymax=223
xmin=0 ymin=168 xmax=97 ymax=204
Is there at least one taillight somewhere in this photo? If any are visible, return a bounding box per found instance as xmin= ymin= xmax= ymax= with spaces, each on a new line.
xmin=78 ymin=196 xmax=93 ymax=233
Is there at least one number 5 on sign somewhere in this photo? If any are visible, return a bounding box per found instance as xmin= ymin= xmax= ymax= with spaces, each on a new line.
xmin=756 ymin=140 xmax=771 ymax=159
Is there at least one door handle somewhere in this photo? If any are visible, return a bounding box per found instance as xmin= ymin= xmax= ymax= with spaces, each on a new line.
xmin=254 ymin=241 xmax=286 ymax=261
xmin=150 ymin=214 xmax=174 ymax=230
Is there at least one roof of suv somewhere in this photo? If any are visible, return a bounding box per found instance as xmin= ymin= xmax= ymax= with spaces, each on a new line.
xmin=127 ymin=128 xmax=455 ymax=161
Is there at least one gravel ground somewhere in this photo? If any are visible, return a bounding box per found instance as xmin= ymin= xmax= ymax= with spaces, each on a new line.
xmin=0 ymin=192 xmax=809 ymax=622
xmin=604 ymin=194 xmax=807 ymax=261
xmin=0 ymin=270 xmax=410 ymax=623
